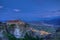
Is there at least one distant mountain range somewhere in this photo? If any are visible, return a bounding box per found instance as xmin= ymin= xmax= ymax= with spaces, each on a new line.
xmin=29 ymin=16 xmax=60 ymax=26
xmin=43 ymin=16 xmax=60 ymax=25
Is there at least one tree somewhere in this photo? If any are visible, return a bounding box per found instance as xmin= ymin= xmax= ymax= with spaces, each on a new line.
xmin=8 ymin=24 xmax=15 ymax=30
xmin=24 ymin=32 xmax=44 ymax=40
xmin=24 ymin=23 xmax=29 ymax=28
xmin=9 ymin=24 xmax=15 ymax=27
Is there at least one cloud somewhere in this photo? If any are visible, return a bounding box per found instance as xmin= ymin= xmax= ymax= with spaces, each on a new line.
xmin=51 ymin=11 xmax=56 ymax=13
xmin=13 ymin=9 xmax=21 ymax=12
xmin=51 ymin=10 xmax=60 ymax=13
xmin=0 ymin=6 xmax=3 ymax=8
xmin=57 ymin=10 xmax=60 ymax=12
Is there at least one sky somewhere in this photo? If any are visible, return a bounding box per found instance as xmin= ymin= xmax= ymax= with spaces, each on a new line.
xmin=0 ymin=0 xmax=60 ymax=21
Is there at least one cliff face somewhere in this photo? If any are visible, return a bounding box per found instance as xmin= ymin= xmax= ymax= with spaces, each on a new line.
xmin=6 ymin=24 xmax=26 ymax=38
xmin=0 ymin=22 xmax=8 ymax=40
xmin=6 ymin=21 xmax=29 ymax=38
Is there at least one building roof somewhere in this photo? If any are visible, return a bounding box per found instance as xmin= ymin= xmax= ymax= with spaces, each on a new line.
xmin=7 ymin=20 xmax=20 ymax=22
xmin=7 ymin=19 xmax=24 ymax=22
xmin=6 ymin=20 xmax=26 ymax=25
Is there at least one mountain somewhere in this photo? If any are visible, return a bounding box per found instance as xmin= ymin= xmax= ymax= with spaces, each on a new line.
xmin=28 ymin=16 xmax=60 ymax=26
xmin=43 ymin=16 xmax=60 ymax=25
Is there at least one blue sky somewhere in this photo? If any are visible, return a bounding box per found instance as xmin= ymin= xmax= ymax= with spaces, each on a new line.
xmin=0 ymin=0 xmax=60 ymax=21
